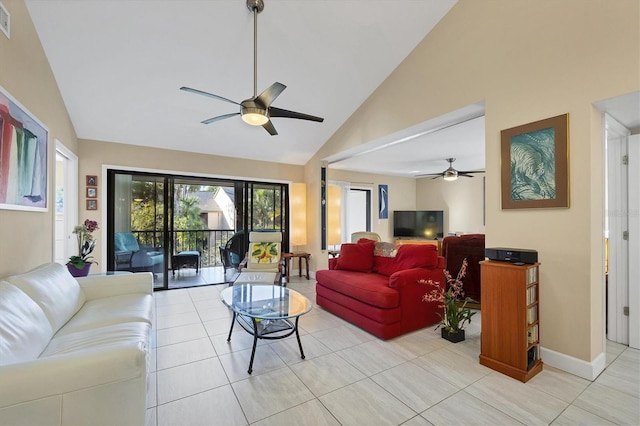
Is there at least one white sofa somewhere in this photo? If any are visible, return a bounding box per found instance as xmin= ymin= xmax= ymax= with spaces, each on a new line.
xmin=0 ymin=263 xmax=153 ymax=426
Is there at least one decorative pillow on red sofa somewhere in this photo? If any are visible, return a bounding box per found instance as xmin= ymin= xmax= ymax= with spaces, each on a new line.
xmin=373 ymin=244 xmax=438 ymax=276
xmin=335 ymin=240 xmax=375 ymax=272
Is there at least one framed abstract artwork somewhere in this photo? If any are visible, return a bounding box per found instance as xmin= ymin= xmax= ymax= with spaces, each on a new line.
xmin=0 ymin=86 xmax=49 ymax=211
xmin=501 ymin=114 xmax=569 ymax=209
xmin=378 ymin=184 xmax=388 ymax=219
xmin=86 ymin=199 xmax=97 ymax=210
xmin=86 ymin=187 xmax=97 ymax=198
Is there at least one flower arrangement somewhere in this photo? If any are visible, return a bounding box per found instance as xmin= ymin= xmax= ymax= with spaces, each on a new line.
xmin=67 ymin=219 xmax=100 ymax=269
xmin=419 ymin=258 xmax=476 ymax=333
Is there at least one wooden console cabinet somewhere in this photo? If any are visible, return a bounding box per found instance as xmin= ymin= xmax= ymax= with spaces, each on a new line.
xmin=479 ymin=260 xmax=542 ymax=382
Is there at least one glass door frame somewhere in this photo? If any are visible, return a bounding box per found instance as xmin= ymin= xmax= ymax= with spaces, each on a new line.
xmin=107 ymin=169 xmax=290 ymax=290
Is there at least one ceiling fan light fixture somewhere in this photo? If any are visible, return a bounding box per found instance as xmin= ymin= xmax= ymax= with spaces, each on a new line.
xmin=241 ymin=107 xmax=269 ymax=126
xmin=443 ymin=169 xmax=458 ymax=181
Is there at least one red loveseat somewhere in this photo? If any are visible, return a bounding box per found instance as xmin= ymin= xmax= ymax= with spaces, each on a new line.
xmin=316 ymin=240 xmax=445 ymax=339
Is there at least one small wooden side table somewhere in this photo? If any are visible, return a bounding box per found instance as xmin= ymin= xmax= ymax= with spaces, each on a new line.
xmin=283 ymin=252 xmax=311 ymax=281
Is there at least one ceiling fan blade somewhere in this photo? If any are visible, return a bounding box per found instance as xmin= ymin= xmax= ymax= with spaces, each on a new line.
xmin=415 ymin=172 xmax=444 ymax=177
xmin=262 ymin=120 xmax=278 ymax=136
xmin=201 ymin=112 xmax=240 ymax=124
xmin=180 ymin=86 xmax=241 ymax=106
xmin=458 ymin=170 xmax=486 ymax=174
xmin=255 ymin=82 xmax=286 ymax=108
xmin=269 ymin=107 xmax=324 ymax=122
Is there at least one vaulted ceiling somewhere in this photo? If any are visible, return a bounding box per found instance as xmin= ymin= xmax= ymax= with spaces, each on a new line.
xmin=26 ymin=0 xmax=491 ymax=176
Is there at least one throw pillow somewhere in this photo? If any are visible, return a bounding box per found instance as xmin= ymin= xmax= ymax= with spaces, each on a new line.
xmin=395 ymin=244 xmax=438 ymax=269
xmin=250 ymin=242 xmax=280 ymax=264
xmin=374 ymin=242 xmax=397 ymax=257
xmin=373 ymin=244 xmax=438 ymax=276
xmin=335 ymin=241 xmax=375 ymax=272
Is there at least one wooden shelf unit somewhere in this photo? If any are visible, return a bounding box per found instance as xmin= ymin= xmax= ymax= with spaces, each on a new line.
xmin=479 ymin=260 xmax=543 ymax=382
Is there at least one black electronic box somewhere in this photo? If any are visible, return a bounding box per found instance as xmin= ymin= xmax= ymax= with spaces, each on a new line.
xmin=485 ymin=247 xmax=538 ymax=264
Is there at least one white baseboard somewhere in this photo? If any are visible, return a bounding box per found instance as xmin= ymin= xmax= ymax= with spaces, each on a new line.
xmin=540 ymin=346 xmax=606 ymax=381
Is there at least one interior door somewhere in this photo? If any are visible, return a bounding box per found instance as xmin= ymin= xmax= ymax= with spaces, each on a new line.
xmin=628 ymin=134 xmax=639 ymax=349
xmin=605 ymin=114 xmax=630 ymax=345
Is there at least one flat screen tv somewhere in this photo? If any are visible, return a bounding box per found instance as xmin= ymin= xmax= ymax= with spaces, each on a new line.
xmin=393 ymin=210 xmax=444 ymax=239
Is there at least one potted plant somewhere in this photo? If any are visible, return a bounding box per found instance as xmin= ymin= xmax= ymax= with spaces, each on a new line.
xmin=67 ymin=219 xmax=99 ymax=277
xmin=419 ymin=258 xmax=476 ymax=342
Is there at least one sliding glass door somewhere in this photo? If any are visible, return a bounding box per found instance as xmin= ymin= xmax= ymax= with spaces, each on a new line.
xmin=107 ymin=170 xmax=289 ymax=290
xmin=109 ymin=172 xmax=168 ymax=289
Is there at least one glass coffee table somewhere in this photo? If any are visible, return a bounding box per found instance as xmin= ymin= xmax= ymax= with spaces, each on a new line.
xmin=220 ymin=284 xmax=312 ymax=374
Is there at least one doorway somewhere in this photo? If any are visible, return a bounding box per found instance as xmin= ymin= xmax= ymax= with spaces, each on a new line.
xmin=53 ymin=141 xmax=78 ymax=265
xmin=603 ymin=112 xmax=639 ymax=349
xmin=346 ymin=187 xmax=372 ymax=240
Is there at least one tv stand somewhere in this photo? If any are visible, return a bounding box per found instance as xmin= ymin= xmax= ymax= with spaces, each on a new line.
xmin=395 ymin=239 xmax=442 ymax=255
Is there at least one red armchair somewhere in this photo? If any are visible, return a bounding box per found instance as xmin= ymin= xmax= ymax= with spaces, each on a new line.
xmin=441 ymin=234 xmax=485 ymax=306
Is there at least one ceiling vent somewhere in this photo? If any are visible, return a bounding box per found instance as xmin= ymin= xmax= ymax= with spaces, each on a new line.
xmin=0 ymin=2 xmax=9 ymax=39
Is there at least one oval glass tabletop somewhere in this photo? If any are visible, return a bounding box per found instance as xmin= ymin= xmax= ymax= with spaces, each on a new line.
xmin=220 ymin=284 xmax=312 ymax=320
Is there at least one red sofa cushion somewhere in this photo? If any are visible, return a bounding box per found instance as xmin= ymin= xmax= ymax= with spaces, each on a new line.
xmin=335 ymin=241 xmax=375 ymax=272
xmin=315 ymin=269 xmax=398 ymax=308
xmin=373 ymin=244 xmax=438 ymax=276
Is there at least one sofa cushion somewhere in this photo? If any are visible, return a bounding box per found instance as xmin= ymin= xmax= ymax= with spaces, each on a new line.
xmin=43 ymin=322 xmax=150 ymax=358
xmin=372 ymin=256 xmax=399 ymax=276
xmin=0 ymin=282 xmax=54 ymax=365
xmin=335 ymin=241 xmax=375 ymax=272
xmin=374 ymin=244 xmax=438 ymax=276
xmin=6 ymin=263 xmax=85 ymax=332
xmin=56 ymin=293 xmax=154 ymax=336
xmin=315 ymin=269 xmax=398 ymax=308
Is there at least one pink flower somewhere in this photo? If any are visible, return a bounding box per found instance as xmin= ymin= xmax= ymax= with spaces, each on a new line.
xmin=418 ymin=258 xmax=475 ymax=332
xmin=84 ymin=219 xmax=99 ymax=233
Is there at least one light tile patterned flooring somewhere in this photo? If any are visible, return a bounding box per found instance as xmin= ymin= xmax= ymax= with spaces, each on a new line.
xmin=147 ymin=277 xmax=640 ymax=425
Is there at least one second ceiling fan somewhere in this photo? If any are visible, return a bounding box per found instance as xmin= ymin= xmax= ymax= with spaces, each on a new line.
xmin=180 ymin=0 xmax=324 ymax=136
xmin=417 ymin=158 xmax=484 ymax=181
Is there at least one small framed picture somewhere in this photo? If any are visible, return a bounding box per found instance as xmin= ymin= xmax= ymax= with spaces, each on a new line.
xmin=86 ymin=175 xmax=97 ymax=186
xmin=86 ymin=187 xmax=97 ymax=198
xmin=86 ymin=199 xmax=98 ymax=210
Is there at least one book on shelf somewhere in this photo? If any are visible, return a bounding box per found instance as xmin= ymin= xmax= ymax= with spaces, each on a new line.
xmin=527 ymin=324 xmax=539 ymax=344
xmin=527 ymin=345 xmax=538 ymax=369
xmin=527 ymin=285 xmax=537 ymax=305
xmin=527 ymin=305 xmax=538 ymax=324
xmin=526 ymin=266 xmax=538 ymax=284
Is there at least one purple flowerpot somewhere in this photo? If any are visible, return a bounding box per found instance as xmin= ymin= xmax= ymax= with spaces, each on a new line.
xmin=67 ymin=262 xmax=91 ymax=277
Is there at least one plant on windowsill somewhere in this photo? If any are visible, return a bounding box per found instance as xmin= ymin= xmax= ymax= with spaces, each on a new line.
xmin=66 ymin=219 xmax=99 ymax=277
xmin=419 ymin=258 xmax=475 ymax=343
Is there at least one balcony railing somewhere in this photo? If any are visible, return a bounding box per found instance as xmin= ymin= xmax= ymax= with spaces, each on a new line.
xmin=131 ymin=229 xmax=236 ymax=267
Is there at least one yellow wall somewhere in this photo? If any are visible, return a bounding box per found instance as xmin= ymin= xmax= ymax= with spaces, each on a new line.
xmin=0 ymin=0 xmax=78 ymax=277
xmin=416 ymin=174 xmax=486 ymax=235
xmin=306 ymin=0 xmax=639 ymax=366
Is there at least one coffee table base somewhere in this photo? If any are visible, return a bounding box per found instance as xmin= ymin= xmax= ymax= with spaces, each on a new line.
xmin=226 ymin=312 xmax=305 ymax=374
